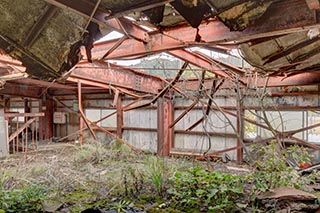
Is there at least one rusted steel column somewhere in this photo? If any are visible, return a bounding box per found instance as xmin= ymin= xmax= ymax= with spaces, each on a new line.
xmin=79 ymin=117 xmax=84 ymax=144
xmin=116 ymin=94 xmax=123 ymax=138
xmin=78 ymin=81 xmax=84 ymax=144
xmin=4 ymin=98 xmax=10 ymax=113
xmin=38 ymin=99 xmax=44 ymax=141
xmin=157 ymin=97 xmax=174 ymax=156
xmin=24 ymin=99 xmax=30 ymax=123
xmin=236 ymin=108 xmax=244 ymax=164
xmin=45 ymin=98 xmax=54 ymax=139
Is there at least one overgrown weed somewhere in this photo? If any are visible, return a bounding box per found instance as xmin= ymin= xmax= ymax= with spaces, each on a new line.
xmin=249 ymin=142 xmax=317 ymax=193
xmin=0 ymin=141 xmax=318 ymax=212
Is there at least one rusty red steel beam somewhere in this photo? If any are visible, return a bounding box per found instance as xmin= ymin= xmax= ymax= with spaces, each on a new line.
xmin=176 ymin=71 xmax=320 ymax=91
xmin=187 ymin=93 xmax=320 ymax=150
xmin=284 ymin=122 xmax=320 ymax=136
xmin=91 ymin=0 xmax=319 ymax=59
xmin=174 ymin=130 xmax=237 ymax=138
xmin=170 ymin=146 xmax=241 ymax=157
xmin=249 ymin=71 xmax=320 ymax=87
xmin=78 ymin=81 xmax=97 ymax=140
xmin=57 ymin=97 xmax=142 ymax=142
xmin=68 ymin=61 xmax=164 ymax=94
xmin=169 ymin=70 xmax=208 ymax=129
xmin=64 ymin=3 xmax=229 ymax=77
xmin=0 ymin=83 xmax=43 ymax=98
xmin=186 ymin=96 xmax=320 ymax=150
xmin=288 ymin=136 xmax=320 ymax=150
xmin=91 ymin=122 xmax=143 ymax=153
xmin=196 ymin=146 xmax=242 ymax=160
xmin=0 ymin=55 xmax=25 ymax=72
xmin=68 ymin=77 xmax=145 ymax=98
xmin=123 ymin=63 xmax=188 ymax=111
xmin=11 ymin=78 xmax=76 ymax=91
xmin=168 ymin=49 xmax=230 ymax=78
xmin=194 ymin=51 xmax=245 ymax=75
xmin=5 ymin=112 xmax=44 ymax=118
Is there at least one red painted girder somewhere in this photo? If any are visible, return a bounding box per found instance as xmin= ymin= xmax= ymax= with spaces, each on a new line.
xmin=176 ymin=71 xmax=320 ymax=90
xmin=168 ymin=50 xmax=230 ymax=78
xmin=5 ymin=112 xmax=44 ymax=118
xmin=246 ymin=71 xmax=320 ymax=88
xmin=69 ymin=61 xmax=164 ymax=94
xmin=92 ymin=0 xmax=318 ymax=59
xmin=0 ymin=83 xmax=42 ymax=98
xmin=11 ymin=78 xmax=76 ymax=90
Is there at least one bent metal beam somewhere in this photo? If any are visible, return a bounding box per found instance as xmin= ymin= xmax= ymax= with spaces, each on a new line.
xmin=90 ymin=0 xmax=319 ymax=60
xmin=67 ymin=60 xmax=164 ymax=94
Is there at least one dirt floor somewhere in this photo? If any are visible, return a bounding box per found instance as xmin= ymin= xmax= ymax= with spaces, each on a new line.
xmin=0 ymin=141 xmax=319 ymax=213
xmin=0 ymin=141 xmax=207 ymax=212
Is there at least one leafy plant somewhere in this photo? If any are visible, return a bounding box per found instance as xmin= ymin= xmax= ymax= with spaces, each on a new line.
xmin=109 ymin=200 xmax=132 ymax=213
xmin=168 ymin=167 xmax=245 ymax=212
xmin=249 ymin=142 xmax=316 ymax=193
xmin=0 ymin=184 xmax=47 ymax=213
xmin=287 ymin=144 xmax=312 ymax=166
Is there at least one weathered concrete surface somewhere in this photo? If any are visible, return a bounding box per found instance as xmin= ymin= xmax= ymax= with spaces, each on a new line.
xmin=0 ymin=108 xmax=8 ymax=158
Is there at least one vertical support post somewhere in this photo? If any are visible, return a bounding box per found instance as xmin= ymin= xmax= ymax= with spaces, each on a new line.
xmin=116 ymin=94 xmax=123 ymax=138
xmin=24 ymin=99 xmax=30 ymax=123
xmin=15 ymin=119 xmax=18 ymax=153
xmin=157 ymin=97 xmax=174 ymax=156
xmin=4 ymin=98 xmax=10 ymax=113
xmin=78 ymin=81 xmax=84 ymax=144
xmin=38 ymin=99 xmax=44 ymax=141
xmin=45 ymin=98 xmax=54 ymax=140
xmin=236 ymin=107 xmax=244 ymax=164
xmin=23 ymin=99 xmax=29 ymax=150
xmin=4 ymin=98 xmax=12 ymax=134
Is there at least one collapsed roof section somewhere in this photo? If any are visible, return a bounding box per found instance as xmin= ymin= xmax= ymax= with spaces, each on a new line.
xmin=0 ymin=0 xmax=287 ymax=80
xmin=0 ymin=0 xmax=91 ymax=80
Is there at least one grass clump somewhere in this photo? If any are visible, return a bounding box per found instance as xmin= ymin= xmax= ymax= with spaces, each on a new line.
xmin=147 ymin=156 xmax=166 ymax=195
xmin=73 ymin=142 xmax=107 ymax=165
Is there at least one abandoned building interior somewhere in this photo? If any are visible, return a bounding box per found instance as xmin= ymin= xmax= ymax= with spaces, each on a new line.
xmin=1 ymin=0 xmax=320 ymax=164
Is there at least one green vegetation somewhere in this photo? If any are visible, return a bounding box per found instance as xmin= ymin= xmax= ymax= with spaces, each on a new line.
xmin=0 ymin=184 xmax=47 ymax=213
xmin=168 ymin=167 xmax=245 ymax=212
xmin=0 ymin=141 xmax=318 ymax=212
xmin=249 ymin=142 xmax=316 ymax=193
